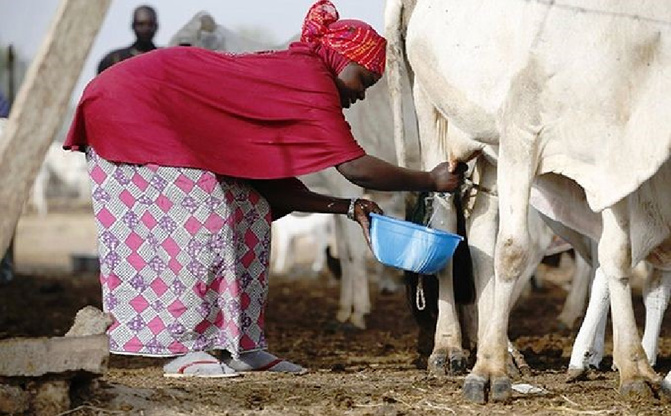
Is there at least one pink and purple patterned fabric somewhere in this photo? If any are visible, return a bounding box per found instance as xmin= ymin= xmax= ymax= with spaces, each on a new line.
xmin=86 ymin=148 xmax=271 ymax=357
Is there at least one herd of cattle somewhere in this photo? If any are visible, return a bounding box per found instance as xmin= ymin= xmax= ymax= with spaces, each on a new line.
xmin=5 ymin=0 xmax=671 ymax=405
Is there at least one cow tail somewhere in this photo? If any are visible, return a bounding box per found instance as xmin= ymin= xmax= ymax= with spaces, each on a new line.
xmin=384 ymin=0 xmax=409 ymax=168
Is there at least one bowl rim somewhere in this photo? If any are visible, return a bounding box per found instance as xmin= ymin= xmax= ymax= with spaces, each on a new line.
xmin=370 ymin=213 xmax=464 ymax=240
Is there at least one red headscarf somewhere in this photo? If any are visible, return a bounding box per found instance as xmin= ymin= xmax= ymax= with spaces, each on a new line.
xmin=301 ymin=0 xmax=387 ymax=75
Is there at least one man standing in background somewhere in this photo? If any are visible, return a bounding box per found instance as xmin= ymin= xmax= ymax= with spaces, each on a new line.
xmin=97 ymin=5 xmax=159 ymax=74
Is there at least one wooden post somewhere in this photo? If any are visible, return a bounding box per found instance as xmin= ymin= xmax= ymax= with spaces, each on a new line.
xmin=0 ymin=0 xmax=110 ymax=256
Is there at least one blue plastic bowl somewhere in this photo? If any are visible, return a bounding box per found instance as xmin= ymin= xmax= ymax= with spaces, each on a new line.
xmin=370 ymin=213 xmax=464 ymax=274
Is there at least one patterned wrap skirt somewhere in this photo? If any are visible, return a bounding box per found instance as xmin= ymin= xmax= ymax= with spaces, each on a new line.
xmin=85 ymin=148 xmax=271 ymax=357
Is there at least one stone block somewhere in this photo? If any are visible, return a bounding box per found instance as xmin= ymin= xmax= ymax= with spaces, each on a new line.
xmin=65 ymin=306 xmax=113 ymax=337
xmin=0 ymin=335 xmax=108 ymax=377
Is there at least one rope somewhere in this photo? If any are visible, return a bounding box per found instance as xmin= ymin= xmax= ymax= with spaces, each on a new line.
xmin=416 ymin=275 xmax=426 ymax=311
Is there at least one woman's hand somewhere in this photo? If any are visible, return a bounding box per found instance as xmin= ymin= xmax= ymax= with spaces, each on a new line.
xmin=350 ymin=198 xmax=383 ymax=247
xmin=429 ymin=161 xmax=468 ymax=192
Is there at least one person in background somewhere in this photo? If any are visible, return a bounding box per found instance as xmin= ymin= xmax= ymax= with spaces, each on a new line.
xmin=64 ymin=0 xmax=466 ymax=378
xmin=0 ymin=89 xmax=12 ymax=284
xmin=97 ymin=5 xmax=158 ymax=74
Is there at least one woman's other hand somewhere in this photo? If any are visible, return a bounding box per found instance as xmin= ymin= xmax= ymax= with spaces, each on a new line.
xmin=351 ymin=198 xmax=383 ymax=247
xmin=430 ymin=161 xmax=468 ymax=193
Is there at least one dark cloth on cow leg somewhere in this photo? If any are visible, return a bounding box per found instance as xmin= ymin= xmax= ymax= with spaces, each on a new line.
xmin=452 ymin=188 xmax=476 ymax=304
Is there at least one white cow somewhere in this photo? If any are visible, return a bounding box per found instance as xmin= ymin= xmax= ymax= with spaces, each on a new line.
xmin=2 ymin=119 xmax=89 ymax=218
xmin=31 ymin=142 xmax=90 ymax=216
xmin=395 ymin=0 xmax=671 ymax=403
xmin=386 ymin=0 xmax=568 ymax=377
xmin=169 ymin=11 xmax=272 ymax=52
xmin=271 ymin=212 xmax=334 ymax=276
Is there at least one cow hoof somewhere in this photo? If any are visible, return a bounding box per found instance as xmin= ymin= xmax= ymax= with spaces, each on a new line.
xmin=448 ymin=352 xmax=468 ymax=375
xmin=620 ymin=380 xmax=654 ymax=400
xmin=463 ymin=374 xmax=487 ymax=404
xmin=349 ymin=314 xmax=367 ymax=330
xmin=427 ymin=353 xmax=447 ymax=376
xmin=565 ymin=367 xmax=588 ymax=383
xmin=491 ymin=377 xmax=512 ymax=402
xmin=335 ymin=310 xmax=350 ymax=324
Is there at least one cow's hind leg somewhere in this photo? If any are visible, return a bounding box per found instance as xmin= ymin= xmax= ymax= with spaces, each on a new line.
xmin=427 ymin=194 xmax=467 ymax=375
xmin=464 ymin=74 xmax=542 ymax=403
xmin=600 ymin=204 xmax=661 ymax=399
xmin=412 ymin=86 xmax=468 ymax=376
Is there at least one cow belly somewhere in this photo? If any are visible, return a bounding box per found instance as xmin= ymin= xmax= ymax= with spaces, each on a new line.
xmin=626 ymin=158 xmax=671 ymax=265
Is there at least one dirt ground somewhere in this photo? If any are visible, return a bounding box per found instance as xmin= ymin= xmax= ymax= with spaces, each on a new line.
xmin=2 ymin=208 xmax=671 ymax=415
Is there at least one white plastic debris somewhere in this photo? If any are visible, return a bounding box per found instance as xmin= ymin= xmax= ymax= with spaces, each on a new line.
xmin=511 ymin=383 xmax=549 ymax=395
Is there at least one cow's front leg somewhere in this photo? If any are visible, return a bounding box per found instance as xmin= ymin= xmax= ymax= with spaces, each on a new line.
xmin=600 ymin=204 xmax=662 ymax=399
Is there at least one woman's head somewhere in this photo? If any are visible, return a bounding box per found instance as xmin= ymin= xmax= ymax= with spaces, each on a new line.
xmin=301 ymin=0 xmax=387 ymax=76
xmin=335 ymin=62 xmax=381 ymax=109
